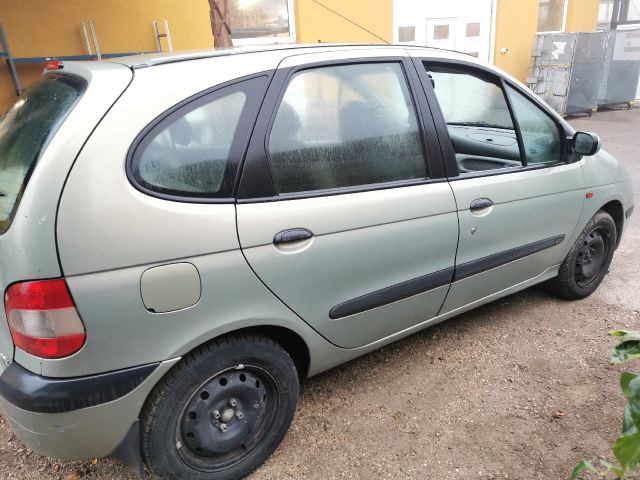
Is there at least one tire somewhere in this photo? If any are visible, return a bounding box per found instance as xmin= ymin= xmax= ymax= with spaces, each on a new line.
xmin=547 ymin=210 xmax=617 ymax=300
xmin=141 ymin=334 xmax=299 ymax=480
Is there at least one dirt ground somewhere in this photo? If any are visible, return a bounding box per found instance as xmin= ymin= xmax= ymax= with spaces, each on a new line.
xmin=1 ymin=107 xmax=640 ymax=480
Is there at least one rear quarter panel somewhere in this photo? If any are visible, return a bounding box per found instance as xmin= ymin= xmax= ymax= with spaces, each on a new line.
xmin=0 ymin=63 xmax=132 ymax=373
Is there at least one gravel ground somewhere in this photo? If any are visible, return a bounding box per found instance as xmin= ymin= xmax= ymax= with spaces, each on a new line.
xmin=1 ymin=107 xmax=639 ymax=480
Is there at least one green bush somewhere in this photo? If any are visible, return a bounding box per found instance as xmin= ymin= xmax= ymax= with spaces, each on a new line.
xmin=571 ymin=331 xmax=640 ymax=479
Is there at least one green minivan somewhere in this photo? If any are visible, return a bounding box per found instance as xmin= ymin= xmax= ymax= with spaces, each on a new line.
xmin=0 ymin=45 xmax=633 ymax=480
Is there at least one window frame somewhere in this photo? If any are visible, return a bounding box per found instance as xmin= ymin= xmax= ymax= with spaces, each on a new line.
xmin=229 ymin=0 xmax=296 ymax=46
xmin=536 ymin=0 xmax=569 ymax=34
xmin=126 ymin=73 xmax=270 ymax=203
xmin=413 ymin=57 xmax=573 ymax=181
xmin=236 ymin=57 xmax=446 ymax=202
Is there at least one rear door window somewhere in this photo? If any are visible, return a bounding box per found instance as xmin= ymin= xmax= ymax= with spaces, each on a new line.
xmin=0 ymin=74 xmax=85 ymax=234
xmin=267 ymin=62 xmax=427 ymax=194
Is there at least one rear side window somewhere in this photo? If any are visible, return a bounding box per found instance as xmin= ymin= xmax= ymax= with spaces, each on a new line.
xmin=130 ymin=77 xmax=265 ymax=199
xmin=268 ymin=63 xmax=426 ymax=194
xmin=0 ymin=74 xmax=85 ymax=234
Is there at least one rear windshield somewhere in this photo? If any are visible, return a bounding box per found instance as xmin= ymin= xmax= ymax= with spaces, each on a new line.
xmin=0 ymin=74 xmax=85 ymax=234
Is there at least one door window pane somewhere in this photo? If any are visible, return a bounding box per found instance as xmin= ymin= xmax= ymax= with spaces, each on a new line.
xmin=134 ymin=91 xmax=246 ymax=195
xmin=537 ymin=0 xmax=565 ymax=32
xmin=268 ymin=63 xmax=426 ymax=193
xmin=426 ymin=65 xmax=523 ymax=173
xmin=506 ymin=85 xmax=562 ymax=164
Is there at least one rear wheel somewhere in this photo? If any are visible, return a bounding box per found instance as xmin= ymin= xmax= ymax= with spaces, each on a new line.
xmin=547 ymin=210 xmax=616 ymax=300
xmin=142 ymin=334 xmax=299 ymax=480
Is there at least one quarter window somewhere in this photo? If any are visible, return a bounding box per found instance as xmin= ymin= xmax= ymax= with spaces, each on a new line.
xmin=268 ymin=63 xmax=426 ymax=194
xmin=131 ymin=77 xmax=265 ymax=198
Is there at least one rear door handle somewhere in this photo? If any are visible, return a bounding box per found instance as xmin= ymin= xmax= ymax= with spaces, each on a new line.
xmin=273 ymin=228 xmax=313 ymax=245
xmin=470 ymin=198 xmax=494 ymax=211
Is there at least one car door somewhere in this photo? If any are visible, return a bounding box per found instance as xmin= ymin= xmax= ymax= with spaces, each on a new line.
xmin=410 ymin=55 xmax=586 ymax=314
xmin=236 ymin=50 xmax=459 ymax=349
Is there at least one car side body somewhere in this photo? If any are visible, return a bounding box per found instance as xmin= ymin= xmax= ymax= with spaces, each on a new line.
xmin=0 ymin=44 xmax=633 ymax=475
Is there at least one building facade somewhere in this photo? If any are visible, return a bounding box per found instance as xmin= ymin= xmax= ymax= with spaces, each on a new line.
xmin=1 ymin=0 xmax=603 ymax=113
xmin=0 ymin=0 xmax=391 ymax=112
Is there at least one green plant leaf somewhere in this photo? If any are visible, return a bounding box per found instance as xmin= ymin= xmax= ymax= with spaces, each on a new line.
xmin=610 ymin=330 xmax=640 ymax=340
xmin=571 ymin=460 xmax=598 ymax=479
xmin=620 ymin=372 xmax=640 ymax=430
xmin=613 ymin=431 xmax=640 ymax=471
xmin=622 ymin=405 xmax=639 ymax=436
xmin=611 ymin=340 xmax=640 ymax=364
xmin=612 ymin=330 xmax=630 ymax=337
xmin=620 ymin=372 xmax=639 ymax=398
xmin=599 ymin=458 xmax=626 ymax=477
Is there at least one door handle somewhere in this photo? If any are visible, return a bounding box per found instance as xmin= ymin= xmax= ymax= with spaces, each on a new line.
xmin=273 ymin=228 xmax=313 ymax=245
xmin=470 ymin=198 xmax=494 ymax=211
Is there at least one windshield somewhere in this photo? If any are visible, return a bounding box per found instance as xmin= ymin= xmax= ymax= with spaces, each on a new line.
xmin=0 ymin=74 xmax=85 ymax=234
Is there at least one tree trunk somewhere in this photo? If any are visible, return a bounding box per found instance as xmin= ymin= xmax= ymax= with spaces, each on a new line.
xmin=209 ymin=0 xmax=233 ymax=48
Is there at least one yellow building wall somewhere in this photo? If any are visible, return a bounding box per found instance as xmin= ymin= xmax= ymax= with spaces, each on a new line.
xmin=565 ymin=0 xmax=600 ymax=32
xmin=294 ymin=0 xmax=392 ymax=44
xmin=0 ymin=0 xmax=391 ymax=113
xmin=494 ymin=0 xmax=600 ymax=82
xmin=494 ymin=0 xmax=540 ymax=82
xmin=0 ymin=0 xmax=214 ymax=113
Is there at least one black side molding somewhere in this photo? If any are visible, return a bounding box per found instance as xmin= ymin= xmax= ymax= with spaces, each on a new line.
xmin=329 ymin=267 xmax=454 ymax=320
xmin=454 ymin=234 xmax=565 ymax=282
xmin=0 ymin=362 xmax=159 ymax=413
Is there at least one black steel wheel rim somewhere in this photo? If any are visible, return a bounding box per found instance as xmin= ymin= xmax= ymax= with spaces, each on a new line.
xmin=177 ymin=365 xmax=278 ymax=472
xmin=575 ymin=226 xmax=610 ymax=288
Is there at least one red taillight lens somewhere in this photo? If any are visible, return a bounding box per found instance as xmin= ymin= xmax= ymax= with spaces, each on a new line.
xmin=45 ymin=60 xmax=64 ymax=70
xmin=4 ymin=279 xmax=86 ymax=359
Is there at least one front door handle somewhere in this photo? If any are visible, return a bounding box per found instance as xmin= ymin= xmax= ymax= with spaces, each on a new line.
xmin=273 ymin=228 xmax=313 ymax=245
xmin=470 ymin=198 xmax=494 ymax=211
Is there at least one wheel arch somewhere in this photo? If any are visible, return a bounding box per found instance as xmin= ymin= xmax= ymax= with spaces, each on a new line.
xmin=600 ymin=199 xmax=624 ymax=248
xmin=226 ymin=325 xmax=311 ymax=380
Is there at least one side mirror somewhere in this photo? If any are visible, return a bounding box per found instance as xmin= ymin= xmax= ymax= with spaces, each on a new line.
xmin=572 ymin=131 xmax=601 ymax=156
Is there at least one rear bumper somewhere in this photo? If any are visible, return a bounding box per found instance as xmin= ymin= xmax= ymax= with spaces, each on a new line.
xmin=0 ymin=358 xmax=179 ymax=460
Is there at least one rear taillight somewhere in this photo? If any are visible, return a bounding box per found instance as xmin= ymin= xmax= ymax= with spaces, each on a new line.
xmin=4 ymin=279 xmax=86 ymax=359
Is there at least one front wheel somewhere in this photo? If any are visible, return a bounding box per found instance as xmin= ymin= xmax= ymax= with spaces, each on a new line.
xmin=547 ymin=210 xmax=617 ymax=300
xmin=141 ymin=334 xmax=299 ymax=480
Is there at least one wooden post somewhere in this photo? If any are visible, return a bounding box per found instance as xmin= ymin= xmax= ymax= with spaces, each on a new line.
xmin=209 ymin=0 xmax=233 ymax=48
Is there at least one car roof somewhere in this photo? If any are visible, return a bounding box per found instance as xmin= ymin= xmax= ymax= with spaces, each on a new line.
xmin=105 ymin=43 xmax=481 ymax=69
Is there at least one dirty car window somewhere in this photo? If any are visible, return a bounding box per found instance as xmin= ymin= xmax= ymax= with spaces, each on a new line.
xmin=135 ymin=91 xmax=247 ymax=196
xmin=0 ymin=74 xmax=84 ymax=234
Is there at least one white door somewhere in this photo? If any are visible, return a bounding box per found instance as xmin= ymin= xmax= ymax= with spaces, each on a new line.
xmin=426 ymin=15 xmax=491 ymax=61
